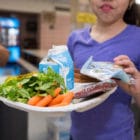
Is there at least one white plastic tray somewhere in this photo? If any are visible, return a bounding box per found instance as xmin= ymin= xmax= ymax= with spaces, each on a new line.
xmin=0 ymin=77 xmax=117 ymax=114
xmin=0 ymin=87 xmax=116 ymax=113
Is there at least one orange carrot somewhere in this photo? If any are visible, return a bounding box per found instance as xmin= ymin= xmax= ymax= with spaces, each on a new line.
xmin=51 ymin=91 xmax=74 ymax=107
xmin=48 ymin=94 xmax=65 ymax=106
xmin=53 ymin=87 xmax=62 ymax=97
xmin=35 ymin=95 xmax=53 ymax=107
xmin=27 ymin=95 xmax=43 ymax=106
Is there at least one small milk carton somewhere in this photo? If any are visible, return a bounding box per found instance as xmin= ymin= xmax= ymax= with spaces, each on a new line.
xmin=39 ymin=45 xmax=74 ymax=90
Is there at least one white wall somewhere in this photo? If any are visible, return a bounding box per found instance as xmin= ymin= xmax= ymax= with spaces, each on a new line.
xmin=0 ymin=0 xmax=54 ymax=13
xmin=0 ymin=0 xmax=70 ymax=13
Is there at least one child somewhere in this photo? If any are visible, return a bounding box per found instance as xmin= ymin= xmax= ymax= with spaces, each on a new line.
xmin=67 ymin=0 xmax=140 ymax=140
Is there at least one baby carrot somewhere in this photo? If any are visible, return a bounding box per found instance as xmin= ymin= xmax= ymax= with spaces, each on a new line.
xmin=27 ymin=95 xmax=43 ymax=106
xmin=48 ymin=94 xmax=65 ymax=106
xmin=51 ymin=91 xmax=74 ymax=107
xmin=53 ymin=87 xmax=62 ymax=97
xmin=35 ymin=95 xmax=53 ymax=107
xmin=62 ymin=91 xmax=74 ymax=104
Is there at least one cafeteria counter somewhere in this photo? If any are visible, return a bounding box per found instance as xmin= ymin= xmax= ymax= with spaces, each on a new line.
xmin=22 ymin=49 xmax=48 ymax=59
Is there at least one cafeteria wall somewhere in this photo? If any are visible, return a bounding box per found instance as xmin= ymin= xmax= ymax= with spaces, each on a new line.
xmin=40 ymin=11 xmax=71 ymax=50
xmin=0 ymin=0 xmax=71 ymax=51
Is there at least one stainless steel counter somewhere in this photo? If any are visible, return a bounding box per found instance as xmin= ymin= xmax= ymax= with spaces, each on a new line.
xmin=22 ymin=49 xmax=48 ymax=59
xmin=17 ymin=58 xmax=38 ymax=72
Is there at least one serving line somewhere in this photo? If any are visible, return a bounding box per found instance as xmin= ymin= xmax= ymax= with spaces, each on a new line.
xmin=22 ymin=49 xmax=48 ymax=59
xmin=17 ymin=57 xmax=38 ymax=72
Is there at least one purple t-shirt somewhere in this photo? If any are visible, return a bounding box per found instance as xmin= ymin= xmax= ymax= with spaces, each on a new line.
xmin=67 ymin=25 xmax=140 ymax=140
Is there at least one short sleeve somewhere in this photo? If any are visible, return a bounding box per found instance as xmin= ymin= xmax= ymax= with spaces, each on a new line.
xmin=67 ymin=31 xmax=76 ymax=61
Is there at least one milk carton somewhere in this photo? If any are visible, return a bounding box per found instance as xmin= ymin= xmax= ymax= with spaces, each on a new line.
xmin=39 ymin=45 xmax=74 ymax=90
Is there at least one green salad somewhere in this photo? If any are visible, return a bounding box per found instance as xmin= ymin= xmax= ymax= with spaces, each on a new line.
xmin=0 ymin=68 xmax=67 ymax=103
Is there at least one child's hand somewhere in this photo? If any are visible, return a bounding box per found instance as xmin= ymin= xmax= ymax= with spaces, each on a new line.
xmin=113 ymin=55 xmax=140 ymax=105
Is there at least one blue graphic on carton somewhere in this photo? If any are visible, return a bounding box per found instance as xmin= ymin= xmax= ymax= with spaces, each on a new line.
xmin=39 ymin=45 xmax=74 ymax=90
